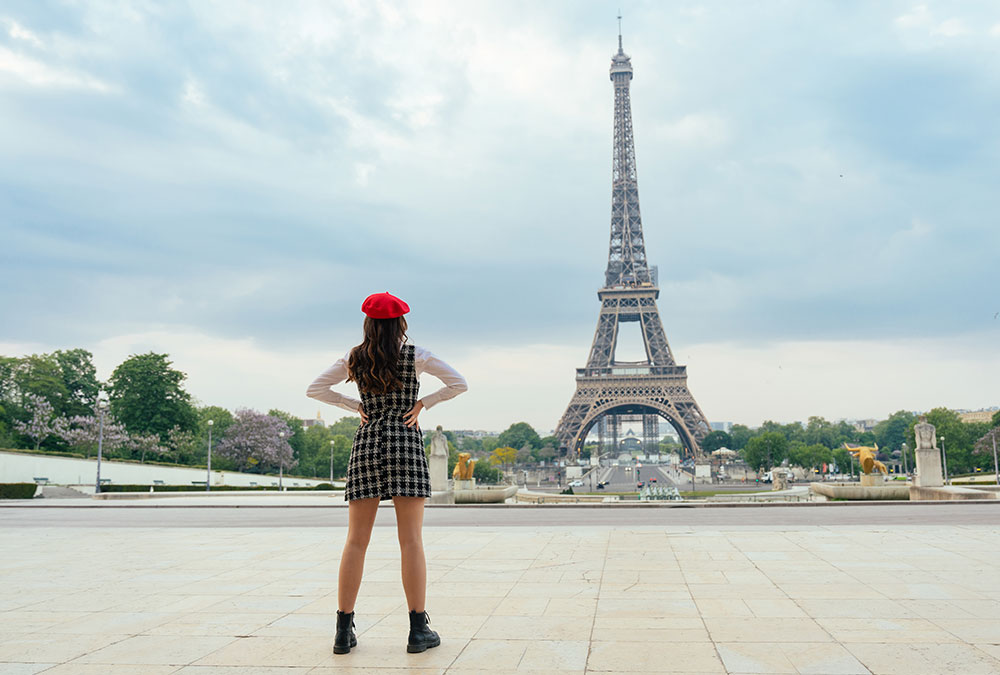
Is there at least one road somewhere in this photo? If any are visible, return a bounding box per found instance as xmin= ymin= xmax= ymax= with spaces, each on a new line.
xmin=579 ymin=463 xmax=680 ymax=492
xmin=1 ymin=502 xmax=998 ymax=528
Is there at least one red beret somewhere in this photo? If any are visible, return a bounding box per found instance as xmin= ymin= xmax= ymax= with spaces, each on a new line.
xmin=361 ymin=292 xmax=410 ymax=319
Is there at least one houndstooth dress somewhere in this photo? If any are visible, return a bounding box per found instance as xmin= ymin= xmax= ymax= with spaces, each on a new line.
xmin=345 ymin=344 xmax=431 ymax=501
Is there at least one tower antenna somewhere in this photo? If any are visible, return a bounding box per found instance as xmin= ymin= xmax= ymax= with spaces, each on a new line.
xmin=617 ymin=11 xmax=623 ymax=52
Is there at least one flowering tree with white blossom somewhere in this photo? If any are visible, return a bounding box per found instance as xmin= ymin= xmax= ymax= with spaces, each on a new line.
xmin=216 ymin=408 xmax=296 ymax=473
xmin=14 ymin=393 xmax=66 ymax=450
xmin=129 ymin=432 xmax=169 ymax=463
xmin=59 ymin=411 xmax=130 ymax=458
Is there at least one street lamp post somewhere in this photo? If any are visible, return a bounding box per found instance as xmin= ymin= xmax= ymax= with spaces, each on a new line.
xmin=940 ymin=435 xmax=948 ymax=484
xmin=95 ymin=398 xmax=106 ymax=494
xmin=329 ymin=439 xmax=335 ymax=484
xmin=278 ymin=431 xmax=285 ymax=490
xmin=206 ymin=419 xmax=214 ymax=491
xmin=901 ymin=442 xmax=909 ymax=475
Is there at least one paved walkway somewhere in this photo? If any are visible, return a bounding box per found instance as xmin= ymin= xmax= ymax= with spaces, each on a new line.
xmin=1 ymin=508 xmax=999 ymax=673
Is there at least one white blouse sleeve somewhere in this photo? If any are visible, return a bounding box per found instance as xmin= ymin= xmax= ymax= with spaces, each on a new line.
xmin=305 ymin=352 xmax=363 ymax=413
xmin=414 ymin=346 xmax=468 ymax=410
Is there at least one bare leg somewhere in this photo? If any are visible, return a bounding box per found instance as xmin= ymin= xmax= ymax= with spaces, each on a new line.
xmin=338 ymin=497 xmax=380 ymax=613
xmin=392 ymin=496 xmax=427 ymax=612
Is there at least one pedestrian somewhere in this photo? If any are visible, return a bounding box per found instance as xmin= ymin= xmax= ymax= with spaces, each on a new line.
xmin=306 ymin=292 xmax=468 ymax=655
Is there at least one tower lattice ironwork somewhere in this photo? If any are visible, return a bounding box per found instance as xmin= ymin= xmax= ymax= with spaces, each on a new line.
xmin=555 ymin=31 xmax=711 ymax=459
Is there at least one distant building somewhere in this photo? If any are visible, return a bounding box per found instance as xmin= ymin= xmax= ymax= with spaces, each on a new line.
xmin=301 ymin=411 xmax=326 ymax=429
xmin=958 ymin=408 xmax=998 ymax=424
xmin=452 ymin=430 xmax=496 ymax=439
xmin=851 ymin=419 xmax=879 ymax=433
xmin=710 ymin=422 xmax=733 ymax=432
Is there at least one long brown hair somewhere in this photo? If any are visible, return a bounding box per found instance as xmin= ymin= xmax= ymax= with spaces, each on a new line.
xmin=347 ymin=316 xmax=409 ymax=395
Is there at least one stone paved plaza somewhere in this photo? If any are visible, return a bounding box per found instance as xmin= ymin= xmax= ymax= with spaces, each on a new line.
xmin=1 ymin=504 xmax=1000 ymax=674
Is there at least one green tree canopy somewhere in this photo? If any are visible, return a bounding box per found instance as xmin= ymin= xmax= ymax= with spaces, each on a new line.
xmin=741 ymin=432 xmax=789 ymax=472
xmin=53 ymin=349 xmax=101 ymax=417
xmin=198 ymin=405 xmax=234 ymax=439
xmin=329 ymin=416 xmax=361 ymax=437
xmin=729 ymin=424 xmax=753 ymax=450
xmin=498 ymin=422 xmax=541 ymax=450
xmin=788 ymin=442 xmax=833 ymax=470
xmin=108 ymin=353 xmax=197 ymax=439
xmin=873 ymin=411 xmax=916 ymax=451
xmin=701 ymin=430 xmax=732 ymax=453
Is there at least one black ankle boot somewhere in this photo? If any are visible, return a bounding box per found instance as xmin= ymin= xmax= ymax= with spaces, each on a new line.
xmin=406 ymin=610 xmax=441 ymax=653
xmin=333 ymin=610 xmax=357 ymax=654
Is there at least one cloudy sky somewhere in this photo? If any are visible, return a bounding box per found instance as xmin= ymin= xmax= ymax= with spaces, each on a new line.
xmin=1 ymin=1 xmax=998 ymax=433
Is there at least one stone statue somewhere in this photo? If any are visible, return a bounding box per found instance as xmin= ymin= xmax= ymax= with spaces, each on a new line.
xmin=428 ymin=425 xmax=450 ymax=493
xmin=912 ymin=417 xmax=943 ymax=487
xmin=914 ymin=416 xmax=936 ymax=450
xmin=453 ymin=452 xmax=477 ymax=480
xmin=845 ymin=443 xmax=888 ymax=476
xmin=430 ymin=426 xmax=449 ymax=458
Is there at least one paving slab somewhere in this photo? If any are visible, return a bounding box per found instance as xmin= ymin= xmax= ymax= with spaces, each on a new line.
xmin=1 ymin=505 xmax=999 ymax=674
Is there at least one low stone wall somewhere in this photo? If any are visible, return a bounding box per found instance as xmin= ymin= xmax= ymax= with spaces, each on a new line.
xmin=0 ymin=450 xmax=330 ymax=489
xmin=909 ymin=486 xmax=997 ymax=501
xmin=810 ymin=482 xmax=910 ymax=500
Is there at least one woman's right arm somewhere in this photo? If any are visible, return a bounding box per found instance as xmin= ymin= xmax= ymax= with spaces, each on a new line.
xmin=306 ymin=353 xmax=363 ymax=413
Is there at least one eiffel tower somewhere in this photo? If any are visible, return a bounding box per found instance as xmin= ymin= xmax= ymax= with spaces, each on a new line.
xmin=555 ymin=29 xmax=711 ymax=459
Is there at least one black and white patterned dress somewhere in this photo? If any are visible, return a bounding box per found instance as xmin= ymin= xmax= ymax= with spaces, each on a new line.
xmin=345 ymin=344 xmax=431 ymax=501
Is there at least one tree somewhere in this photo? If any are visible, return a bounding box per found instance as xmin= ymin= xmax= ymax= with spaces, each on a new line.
xmin=537 ymin=445 xmax=557 ymax=462
xmin=13 ymin=393 xmax=66 ymax=450
xmin=873 ymin=411 xmax=916 ymax=451
xmin=166 ymin=425 xmax=200 ymax=464
xmin=53 ymin=349 xmax=101 ymax=417
xmin=516 ymin=445 xmax=533 ymax=464
xmin=216 ymin=409 xmax=296 ymax=473
xmin=130 ymin=432 xmax=167 ymax=463
xmin=198 ymin=406 xmax=234 ymax=438
xmin=460 ymin=436 xmax=483 ymax=454
xmin=481 ymin=436 xmax=500 ymax=454
xmin=741 ymin=432 xmax=788 ymax=472
xmin=489 ymin=446 xmax=518 ymax=471
xmin=268 ymin=409 xmax=306 ymax=464
xmin=788 ymin=443 xmax=832 ymax=472
xmin=60 ymin=410 xmax=130 ymax=458
xmin=330 ymin=434 xmax=352 ymax=478
xmin=701 ymin=431 xmax=732 ymax=453
xmin=833 ymin=447 xmax=853 ymax=475
xmin=992 ymin=410 xmax=1000 ymax=428
xmin=473 ymin=461 xmax=503 ymax=484
xmin=729 ymin=424 xmax=753 ymax=450
xmin=498 ymin=422 xmax=541 ymax=450
xmin=329 ymin=416 xmax=362 ymax=437
xmin=108 ymin=353 xmax=197 ymax=440
xmin=804 ymin=416 xmax=838 ymax=448
xmin=12 ymin=354 xmax=69 ymax=415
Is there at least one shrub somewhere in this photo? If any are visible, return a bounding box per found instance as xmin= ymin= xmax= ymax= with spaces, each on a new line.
xmin=0 ymin=483 xmax=37 ymax=499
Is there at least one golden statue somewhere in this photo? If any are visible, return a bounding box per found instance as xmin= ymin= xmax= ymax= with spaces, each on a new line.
xmin=453 ymin=452 xmax=477 ymax=480
xmin=845 ymin=442 xmax=888 ymax=476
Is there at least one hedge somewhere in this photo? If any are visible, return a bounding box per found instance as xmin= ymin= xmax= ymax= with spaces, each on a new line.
xmin=0 ymin=483 xmax=37 ymax=499
xmin=98 ymin=484 xmax=342 ymax=493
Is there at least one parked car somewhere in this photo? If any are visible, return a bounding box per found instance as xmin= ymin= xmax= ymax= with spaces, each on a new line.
xmin=569 ymin=480 xmax=584 ymax=487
